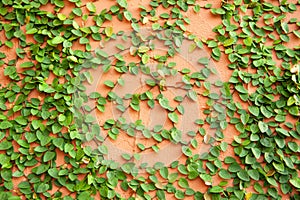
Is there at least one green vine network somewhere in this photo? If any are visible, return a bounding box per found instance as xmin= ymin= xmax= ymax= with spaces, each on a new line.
xmin=0 ymin=0 xmax=299 ymax=200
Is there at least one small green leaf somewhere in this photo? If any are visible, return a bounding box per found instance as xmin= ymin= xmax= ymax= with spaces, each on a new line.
xmin=86 ymin=3 xmax=96 ymax=12
xmin=168 ymin=112 xmax=178 ymax=123
xmin=104 ymin=80 xmax=114 ymax=88
xmin=237 ymin=170 xmax=250 ymax=182
xmin=0 ymin=121 xmax=12 ymax=129
xmin=117 ymin=0 xmax=128 ymax=8
xmin=223 ymin=38 xmax=235 ymax=46
xmin=43 ymin=151 xmax=56 ymax=162
xmin=258 ymin=121 xmax=268 ymax=133
xmin=218 ymin=169 xmax=231 ymax=179
xmin=124 ymin=11 xmax=132 ymax=21
xmin=290 ymin=177 xmax=300 ymax=189
xmin=178 ymin=178 xmax=189 ymax=188
xmin=52 ymin=36 xmax=64 ymax=44
xmin=105 ymin=26 xmax=113 ymax=37
xmin=142 ymin=54 xmax=150 ymax=64
xmin=210 ymin=186 xmax=223 ymax=193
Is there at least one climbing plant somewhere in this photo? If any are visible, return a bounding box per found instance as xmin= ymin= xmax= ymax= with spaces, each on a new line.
xmin=0 ymin=0 xmax=299 ymax=200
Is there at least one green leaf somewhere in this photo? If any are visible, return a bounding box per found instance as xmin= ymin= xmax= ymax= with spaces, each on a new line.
xmin=248 ymin=169 xmax=259 ymax=180
xmin=124 ymin=11 xmax=132 ymax=21
xmin=198 ymin=57 xmax=209 ymax=66
xmin=251 ymin=147 xmax=261 ymax=159
xmin=104 ymin=80 xmax=114 ymax=88
xmin=237 ymin=170 xmax=250 ymax=181
xmin=218 ymin=169 xmax=231 ymax=179
xmin=15 ymin=116 xmax=27 ymax=125
xmin=187 ymin=90 xmax=198 ymax=101
xmin=105 ymin=26 xmax=113 ymax=37
xmin=0 ymin=121 xmax=12 ymax=129
xmin=43 ymin=151 xmax=56 ymax=162
xmin=289 ymin=106 xmax=299 ymax=116
xmin=182 ymin=146 xmax=192 ymax=157
xmin=249 ymin=106 xmax=259 ymax=116
xmin=168 ymin=112 xmax=178 ymax=123
xmin=72 ymin=8 xmax=82 ymax=16
xmin=95 ymin=49 xmax=108 ymax=58
xmin=223 ymin=38 xmax=235 ymax=46
xmin=159 ymin=167 xmax=168 ymax=179
xmin=243 ymin=37 xmax=252 ymax=46
xmin=156 ymin=190 xmax=166 ymax=200
xmin=178 ymin=178 xmax=189 ymax=188
xmin=210 ymin=186 xmax=223 ymax=193
xmin=36 ymin=183 xmax=49 ymax=193
xmin=258 ymin=121 xmax=268 ymax=133
xmin=260 ymin=106 xmax=272 ymax=118
xmin=98 ymin=145 xmax=108 ymax=154
xmin=168 ymin=173 xmax=178 ymax=183
xmin=52 ymin=36 xmax=64 ymax=44
xmin=86 ymin=3 xmax=96 ymax=12
xmin=267 ymin=177 xmax=278 ymax=187
xmin=142 ymin=54 xmax=150 ymax=64
xmin=281 ymin=22 xmax=289 ymax=34
xmin=235 ymin=84 xmax=248 ymax=94
xmin=290 ymin=177 xmax=300 ymax=189
xmin=117 ymin=0 xmax=128 ymax=8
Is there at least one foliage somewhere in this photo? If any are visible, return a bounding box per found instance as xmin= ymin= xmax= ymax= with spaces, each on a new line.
xmin=0 ymin=0 xmax=299 ymax=199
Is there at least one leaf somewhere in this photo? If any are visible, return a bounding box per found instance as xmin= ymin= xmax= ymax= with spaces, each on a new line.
xmin=178 ymin=178 xmax=189 ymax=188
xmin=218 ymin=169 xmax=231 ymax=179
xmin=171 ymin=129 xmax=181 ymax=143
xmin=248 ymin=169 xmax=259 ymax=180
xmin=258 ymin=121 xmax=268 ymax=133
xmin=98 ymin=145 xmax=108 ymax=154
xmin=289 ymin=106 xmax=299 ymax=116
xmin=240 ymin=113 xmax=249 ymax=125
xmin=187 ymin=90 xmax=198 ymax=101
xmin=260 ymin=106 xmax=272 ymax=118
xmin=104 ymin=80 xmax=114 ymax=88
xmin=15 ymin=116 xmax=27 ymax=125
xmin=267 ymin=177 xmax=278 ymax=187
xmin=117 ymin=0 xmax=128 ymax=8
xmin=159 ymin=97 xmax=170 ymax=110
xmin=223 ymin=38 xmax=235 ymax=46
xmin=198 ymin=57 xmax=209 ymax=66
xmin=43 ymin=151 xmax=56 ymax=162
xmin=235 ymin=84 xmax=248 ymax=94
xmin=248 ymin=106 xmax=259 ymax=116
xmin=138 ymin=46 xmax=150 ymax=53
xmin=251 ymin=147 xmax=261 ymax=159
xmin=142 ymin=54 xmax=150 ymax=64
xmin=281 ymin=22 xmax=289 ymax=34
xmin=52 ymin=123 xmax=62 ymax=134
xmin=168 ymin=173 xmax=178 ymax=183
xmin=168 ymin=112 xmax=178 ymax=123
xmin=86 ymin=3 xmax=96 ymax=12
xmin=210 ymin=186 xmax=223 ymax=193
xmin=237 ymin=170 xmax=250 ymax=181
xmin=156 ymin=190 xmax=166 ymax=200
xmin=182 ymin=146 xmax=192 ymax=157
xmin=124 ymin=11 xmax=132 ymax=21
xmin=159 ymin=167 xmax=168 ymax=179
xmin=105 ymin=26 xmax=113 ymax=37
xmin=52 ymin=36 xmax=64 ymax=44
xmin=243 ymin=37 xmax=252 ymax=46
xmin=95 ymin=49 xmax=108 ymax=58
xmin=36 ymin=183 xmax=49 ymax=193
xmin=0 ymin=121 xmax=12 ymax=129
xmin=72 ymin=8 xmax=82 ymax=16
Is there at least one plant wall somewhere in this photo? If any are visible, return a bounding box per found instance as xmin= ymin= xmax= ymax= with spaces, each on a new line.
xmin=0 ymin=0 xmax=299 ymax=199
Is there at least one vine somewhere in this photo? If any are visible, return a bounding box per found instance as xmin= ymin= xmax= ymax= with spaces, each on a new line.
xmin=0 ymin=0 xmax=299 ymax=200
